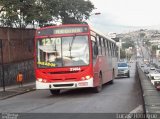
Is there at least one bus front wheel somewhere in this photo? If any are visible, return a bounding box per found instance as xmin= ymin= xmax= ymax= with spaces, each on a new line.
xmin=50 ymin=89 xmax=60 ymax=95
xmin=93 ymin=73 xmax=102 ymax=93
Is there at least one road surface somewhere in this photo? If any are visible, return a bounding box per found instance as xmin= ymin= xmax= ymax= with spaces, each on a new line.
xmin=0 ymin=62 xmax=143 ymax=118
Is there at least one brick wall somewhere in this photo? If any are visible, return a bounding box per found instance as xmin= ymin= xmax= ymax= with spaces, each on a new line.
xmin=0 ymin=27 xmax=35 ymax=63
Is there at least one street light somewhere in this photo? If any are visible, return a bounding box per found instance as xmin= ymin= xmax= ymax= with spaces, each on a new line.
xmin=0 ymin=39 xmax=5 ymax=92
xmin=86 ymin=12 xmax=101 ymax=25
xmin=90 ymin=12 xmax=101 ymax=16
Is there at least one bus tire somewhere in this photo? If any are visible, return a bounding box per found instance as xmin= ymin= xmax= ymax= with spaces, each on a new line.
xmin=93 ymin=73 xmax=102 ymax=93
xmin=50 ymin=89 xmax=60 ymax=95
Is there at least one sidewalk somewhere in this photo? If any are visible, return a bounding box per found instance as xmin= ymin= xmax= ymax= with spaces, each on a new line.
xmin=0 ymin=82 xmax=36 ymax=100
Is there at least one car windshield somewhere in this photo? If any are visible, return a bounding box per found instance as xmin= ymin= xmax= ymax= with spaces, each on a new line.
xmin=36 ymin=35 xmax=89 ymax=68
xmin=118 ymin=63 xmax=128 ymax=67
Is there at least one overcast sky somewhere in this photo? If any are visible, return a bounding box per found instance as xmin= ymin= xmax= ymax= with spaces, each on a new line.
xmin=88 ymin=0 xmax=160 ymax=33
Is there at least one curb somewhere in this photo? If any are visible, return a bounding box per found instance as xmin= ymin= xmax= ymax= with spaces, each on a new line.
xmin=0 ymin=87 xmax=36 ymax=100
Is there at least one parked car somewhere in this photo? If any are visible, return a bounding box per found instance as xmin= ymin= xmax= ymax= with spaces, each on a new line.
xmin=154 ymin=81 xmax=160 ymax=91
xmin=156 ymin=67 xmax=160 ymax=73
xmin=150 ymin=66 xmax=155 ymax=70
xmin=148 ymin=72 xmax=160 ymax=85
xmin=144 ymin=69 xmax=149 ymax=74
xmin=146 ymin=63 xmax=150 ymax=67
xmin=141 ymin=64 xmax=145 ymax=67
xmin=117 ymin=62 xmax=130 ymax=78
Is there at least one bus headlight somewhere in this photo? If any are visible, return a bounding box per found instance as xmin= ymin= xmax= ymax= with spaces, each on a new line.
xmin=43 ymin=79 xmax=47 ymax=83
xmin=37 ymin=78 xmax=47 ymax=83
xmin=37 ymin=78 xmax=43 ymax=82
xmin=81 ymin=75 xmax=91 ymax=80
xmin=86 ymin=75 xmax=91 ymax=79
xmin=81 ymin=77 xmax=85 ymax=80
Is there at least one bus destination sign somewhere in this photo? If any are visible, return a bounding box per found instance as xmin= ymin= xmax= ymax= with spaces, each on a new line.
xmin=37 ymin=26 xmax=88 ymax=36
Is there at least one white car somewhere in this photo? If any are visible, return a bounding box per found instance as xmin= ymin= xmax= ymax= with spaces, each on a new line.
xmin=150 ymin=66 xmax=156 ymax=70
xmin=148 ymin=72 xmax=160 ymax=85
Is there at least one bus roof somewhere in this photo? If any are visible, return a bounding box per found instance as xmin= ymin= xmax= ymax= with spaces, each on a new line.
xmin=89 ymin=25 xmax=116 ymax=43
xmin=36 ymin=24 xmax=116 ymax=44
xmin=36 ymin=24 xmax=88 ymax=31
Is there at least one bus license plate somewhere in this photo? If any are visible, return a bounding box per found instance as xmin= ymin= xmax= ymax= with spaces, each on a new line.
xmin=78 ymin=82 xmax=88 ymax=86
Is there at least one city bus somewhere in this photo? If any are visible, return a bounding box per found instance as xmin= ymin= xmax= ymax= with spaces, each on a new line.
xmin=34 ymin=24 xmax=118 ymax=95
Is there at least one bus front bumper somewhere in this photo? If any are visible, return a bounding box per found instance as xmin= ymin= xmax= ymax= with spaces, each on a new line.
xmin=36 ymin=78 xmax=93 ymax=89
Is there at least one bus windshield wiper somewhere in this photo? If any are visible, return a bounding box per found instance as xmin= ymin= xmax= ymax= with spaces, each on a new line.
xmin=69 ymin=35 xmax=76 ymax=59
xmin=54 ymin=40 xmax=57 ymax=59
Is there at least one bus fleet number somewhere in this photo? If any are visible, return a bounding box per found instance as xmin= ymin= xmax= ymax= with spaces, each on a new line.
xmin=70 ymin=67 xmax=81 ymax=71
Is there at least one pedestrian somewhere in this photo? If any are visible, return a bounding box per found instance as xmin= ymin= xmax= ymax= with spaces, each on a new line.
xmin=16 ymin=71 xmax=23 ymax=87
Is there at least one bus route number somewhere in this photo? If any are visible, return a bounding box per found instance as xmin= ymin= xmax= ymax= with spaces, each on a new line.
xmin=70 ymin=67 xmax=81 ymax=71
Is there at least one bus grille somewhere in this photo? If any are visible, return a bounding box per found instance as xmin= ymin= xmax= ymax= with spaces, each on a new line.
xmin=44 ymin=71 xmax=81 ymax=74
xmin=53 ymin=84 xmax=74 ymax=87
xmin=51 ymin=78 xmax=77 ymax=81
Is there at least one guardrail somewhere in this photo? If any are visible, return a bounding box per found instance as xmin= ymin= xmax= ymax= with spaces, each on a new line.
xmin=137 ymin=62 xmax=160 ymax=118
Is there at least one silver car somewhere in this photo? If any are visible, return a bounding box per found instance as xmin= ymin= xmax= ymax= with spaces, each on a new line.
xmin=117 ymin=62 xmax=130 ymax=78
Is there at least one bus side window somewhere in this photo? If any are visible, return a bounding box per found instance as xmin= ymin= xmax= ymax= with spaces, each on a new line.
xmin=96 ymin=36 xmax=99 ymax=53
xmin=109 ymin=42 xmax=112 ymax=56
xmin=92 ymin=41 xmax=98 ymax=59
xmin=113 ymin=44 xmax=115 ymax=57
xmin=105 ymin=40 xmax=108 ymax=56
xmin=107 ymin=41 xmax=110 ymax=56
xmin=102 ymin=38 xmax=106 ymax=56
xmin=110 ymin=43 xmax=113 ymax=56
xmin=103 ymin=38 xmax=106 ymax=56
xmin=97 ymin=36 xmax=102 ymax=55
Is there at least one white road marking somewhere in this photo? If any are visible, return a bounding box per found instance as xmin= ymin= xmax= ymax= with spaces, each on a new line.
xmin=130 ymin=105 xmax=143 ymax=113
xmin=126 ymin=105 xmax=143 ymax=119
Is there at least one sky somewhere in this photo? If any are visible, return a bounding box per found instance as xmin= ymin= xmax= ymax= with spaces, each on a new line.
xmin=88 ymin=0 xmax=160 ymax=33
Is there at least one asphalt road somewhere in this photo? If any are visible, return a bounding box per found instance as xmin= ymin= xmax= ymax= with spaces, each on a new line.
xmin=0 ymin=63 xmax=143 ymax=116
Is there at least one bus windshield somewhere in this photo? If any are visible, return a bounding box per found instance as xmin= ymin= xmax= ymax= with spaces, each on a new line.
xmin=36 ymin=35 xmax=89 ymax=68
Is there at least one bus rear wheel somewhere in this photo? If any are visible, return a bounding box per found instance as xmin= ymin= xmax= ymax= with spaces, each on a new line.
xmin=93 ymin=73 xmax=102 ymax=93
xmin=50 ymin=89 xmax=60 ymax=95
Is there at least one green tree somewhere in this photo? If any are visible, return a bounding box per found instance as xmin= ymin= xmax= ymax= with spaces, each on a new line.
xmin=0 ymin=0 xmax=95 ymax=28
xmin=0 ymin=0 xmax=19 ymax=27
xmin=122 ymin=41 xmax=134 ymax=49
xmin=120 ymin=49 xmax=126 ymax=59
xmin=54 ymin=0 xmax=95 ymax=24
xmin=33 ymin=0 xmax=59 ymax=27
xmin=139 ymin=32 xmax=145 ymax=38
xmin=122 ymin=36 xmax=132 ymax=42
xmin=145 ymin=39 xmax=151 ymax=47
xmin=0 ymin=0 xmax=38 ymax=28
xmin=152 ymin=45 xmax=158 ymax=53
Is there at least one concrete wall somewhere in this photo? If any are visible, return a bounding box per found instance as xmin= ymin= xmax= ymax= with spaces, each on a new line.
xmin=0 ymin=59 xmax=35 ymax=86
xmin=0 ymin=27 xmax=36 ymax=86
xmin=137 ymin=63 xmax=160 ymax=115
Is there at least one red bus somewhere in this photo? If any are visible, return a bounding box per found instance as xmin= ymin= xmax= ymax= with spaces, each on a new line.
xmin=35 ymin=24 xmax=118 ymax=94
